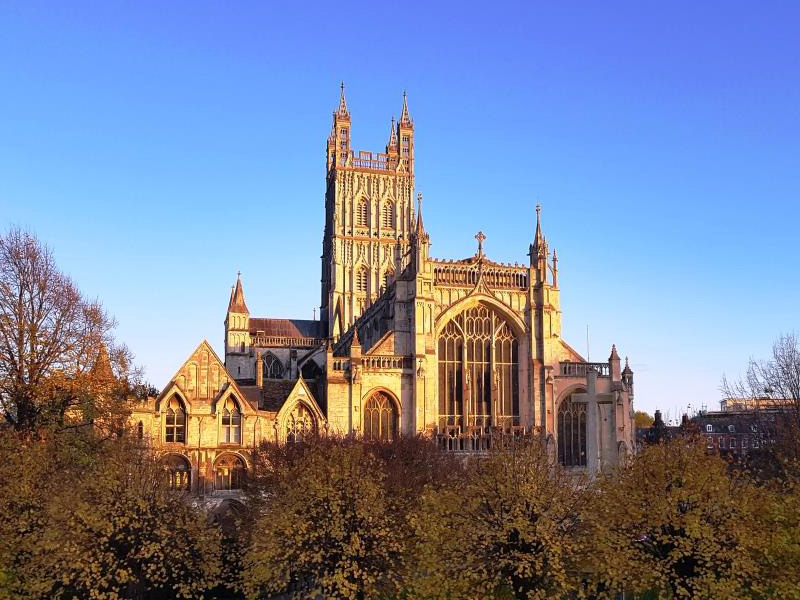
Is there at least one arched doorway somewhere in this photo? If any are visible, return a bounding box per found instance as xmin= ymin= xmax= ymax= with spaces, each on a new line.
xmin=363 ymin=391 xmax=398 ymax=441
xmin=437 ymin=303 xmax=519 ymax=432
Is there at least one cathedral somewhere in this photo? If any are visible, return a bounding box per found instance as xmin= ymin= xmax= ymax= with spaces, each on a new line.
xmin=130 ymin=86 xmax=636 ymax=495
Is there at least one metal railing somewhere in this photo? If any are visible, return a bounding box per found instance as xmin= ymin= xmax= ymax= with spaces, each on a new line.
xmin=252 ymin=335 xmax=324 ymax=349
xmin=559 ymin=362 xmax=610 ymax=377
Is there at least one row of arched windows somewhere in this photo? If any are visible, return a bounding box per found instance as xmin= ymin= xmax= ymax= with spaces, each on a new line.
xmin=161 ymin=453 xmax=246 ymax=492
xmin=354 ymin=267 xmax=394 ymax=294
xmin=356 ymin=199 xmax=395 ymax=229
xmin=161 ymin=394 xmax=242 ymax=445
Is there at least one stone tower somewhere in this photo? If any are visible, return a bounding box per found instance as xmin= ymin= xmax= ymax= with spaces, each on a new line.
xmin=320 ymin=84 xmax=416 ymax=338
xmin=224 ymin=274 xmax=251 ymax=379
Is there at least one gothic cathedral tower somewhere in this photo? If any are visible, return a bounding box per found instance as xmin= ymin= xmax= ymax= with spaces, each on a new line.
xmin=320 ymin=85 xmax=416 ymax=338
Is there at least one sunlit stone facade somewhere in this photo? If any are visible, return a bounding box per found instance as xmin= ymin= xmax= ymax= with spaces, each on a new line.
xmin=131 ymin=86 xmax=636 ymax=492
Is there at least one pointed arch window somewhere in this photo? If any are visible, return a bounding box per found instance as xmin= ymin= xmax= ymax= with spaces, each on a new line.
xmin=557 ymin=394 xmax=587 ymax=467
xmin=162 ymin=454 xmax=191 ymax=491
xmin=363 ymin=392 xmax=398 ymax=441
xmin=437 ymin=304 xmax=519 ymax=432
xmin=356 ymin=267 xmax=368 ymax=293
xmin=215 ymin=454 xmax=246 ymax=491
xmin=165 ymin=396 xmax=186 ymax=443
xmin=221 ymin=396 xmax=242 ymax=444
xmin=137 ymin=421 xmax=144 ymax=439
xmin=264 ymin=353 xmax=284 ymax=379
xmin=381 ymin=201 xmax=394 ymax=229
xmin=286 ymin=403 xmax=315 ymax=443
xmin=356 ymin=199 xmax=369 ymax=227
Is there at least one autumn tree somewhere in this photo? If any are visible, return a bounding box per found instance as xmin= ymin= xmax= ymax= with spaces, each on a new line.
xmin=0 ymin=228 xmax=134 ymax=433
xmin=243 ymin=440 xmax=404 ymax=600
xmin=584 ymin=439 xmax=766 ymax=599
xmin=722 ymin=332 xmax=800 ymax=478
xmin=634 ymin=410 xmax=654 ymax=429
xmin=408 ymin=440 xmax=585 ymax=600
xmin=0 ymin=432 xmax=222 ymax=600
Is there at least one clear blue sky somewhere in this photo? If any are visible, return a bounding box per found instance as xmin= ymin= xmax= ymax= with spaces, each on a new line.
xmin=2 ymin=1 xmax=799 ymax=419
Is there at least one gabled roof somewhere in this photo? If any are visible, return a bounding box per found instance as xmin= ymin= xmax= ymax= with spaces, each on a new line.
xmin=248 ymin=318 xmax=322 ymax=338
xmin=260 ymin=379 xmax=299 ymax=412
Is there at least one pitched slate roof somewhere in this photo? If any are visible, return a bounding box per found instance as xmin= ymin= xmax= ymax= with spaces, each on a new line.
xmin=248 ymin=318 xmax=322 ymax=338
xmin=260 ymin=379 xmax=299 ymax=412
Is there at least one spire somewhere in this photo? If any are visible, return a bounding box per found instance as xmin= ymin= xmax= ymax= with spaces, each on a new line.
xmin=336 ymin=81 xmax=349 ymax=119
xmin=609 ymin=344 xmax=620 ymax=361
xmin=228 ymin=272 xmax=249 ymax=314
xmin=414 ymin=192 xmax=425 ymax=236
xmin=533 ymin=204 xmax=544 ymax=253
xmin=387 ymin=115 xmax=398 ymax=149
xmin=351 ymin=326 xmax=361 ymax=348
xmin=623 ymin=356 xmax=633 ymax=375
xmin=399 ymin=90 xmax=412 ymax=126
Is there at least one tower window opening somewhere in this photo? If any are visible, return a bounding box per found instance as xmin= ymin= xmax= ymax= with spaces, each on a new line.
xmin=356 ymin=268 xmax=368 ymax=293
xmin=382 ymin=201 xmax=394 ymax=229
xmin=357 ymin=199 xmax=369 ymax=227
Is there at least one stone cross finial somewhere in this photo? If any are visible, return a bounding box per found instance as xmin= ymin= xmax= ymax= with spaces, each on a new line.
xmin=475 ymin=231 xmax=486 ymax=257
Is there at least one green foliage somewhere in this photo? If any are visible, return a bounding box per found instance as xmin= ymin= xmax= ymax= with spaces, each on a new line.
xmin=0 ymin=431 xmax=222 ymax=599
xmin=408 ymin=441 xmax=585 ymax=600
xmin=634 ymin=411 xmax=654 ymax=429
xmin=584 ymin=440 xmax=766 ymax=599
xmin=244 ymin=440 xmax=406 ymax=599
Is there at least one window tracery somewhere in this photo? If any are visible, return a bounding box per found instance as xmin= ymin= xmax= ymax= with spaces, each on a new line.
xmin=356 ymin=267 xmax=368 ymax=293
xmin=215 ymin=454 xmax=245 ymax=491
xmin=557 ymin=394 xmax=587 ymax=467
xmin=165 ymin=396 xmax=186 ymax=443
xmin=162 ymin=454 xmax=190 ymax=491
xmin=381 ymin=201 xmax=394 ymax=229
xmin=356 ymin=198 xmax=369 ymax=227
xmin=221 ymin=396 xmax=241 ymax=444
xmin=437 ymin=304 xmax=519 ymax=432
xmin=363 ymin=392 xmax=398 ymax=441
xmin=286 ymin=403 xmax=315 ymax=443
xmin=264 ymin=353 xmax=284 ymax=379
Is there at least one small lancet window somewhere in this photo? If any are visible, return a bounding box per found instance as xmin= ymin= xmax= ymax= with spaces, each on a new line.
xmin=137 ymin=421 xmax=144 ymax=439
xmin=221 ymin=397 xmax=242 ymax=444
xmin=381 ymin=201 xmax=394 ymax=229
xmin=356 ymin=268 xmax=368 ymax=293
xmin=357 ymin=199 xmax=369 ymax=227
xmin=165 ymin=397 xmax=186 ymax=444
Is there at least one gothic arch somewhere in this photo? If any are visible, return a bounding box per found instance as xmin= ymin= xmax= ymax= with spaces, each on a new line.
xmin=436 ymin=302 xmax=521 ymax=433
xmin=281 ymin=401 xmax=317 ymax=443
xmin=556 ymin=390 xmax=587 ymax=468
xmin=162 ymin=393 xmax=188 ymax=444
xmin=361 ymin=388 xmax=401 ymax=441
xmin=161 ymin=453 xmax=191 ymax=491
xmin=434 ymin=295 xmax=525 ymax=339
xmin=263 ymin=352 xmax=284 ymax=379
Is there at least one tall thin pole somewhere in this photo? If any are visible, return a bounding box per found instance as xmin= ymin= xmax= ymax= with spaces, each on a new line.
xmin=586 ymin=325 xmax=590 ymax=362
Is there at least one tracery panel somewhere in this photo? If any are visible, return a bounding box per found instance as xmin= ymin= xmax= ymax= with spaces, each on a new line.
xmin=437 ymin=304 xmax=519 ymax=433
xmin=557 ymin=394 xmax=587 ymax=467
xmin=363 ymin=392 xmax=398 ymax=441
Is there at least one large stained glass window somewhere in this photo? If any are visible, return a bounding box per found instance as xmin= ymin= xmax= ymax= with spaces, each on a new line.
xmin=437 ymin=304 xmax=519 ymax=432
